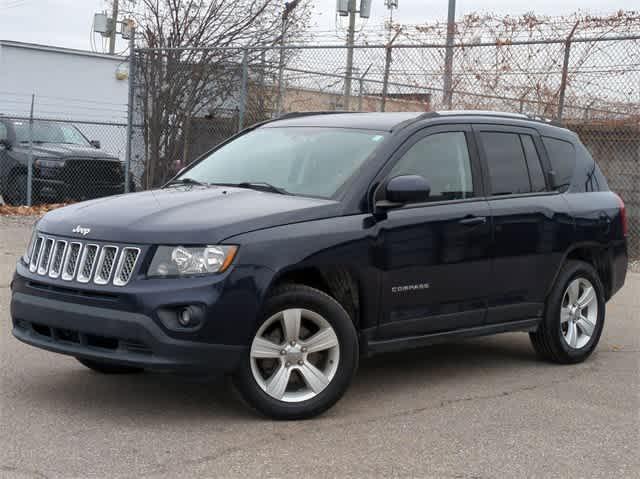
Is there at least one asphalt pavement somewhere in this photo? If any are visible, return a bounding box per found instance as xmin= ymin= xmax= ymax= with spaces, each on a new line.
xmin=1 ymin=216 xmax=638 ymax=478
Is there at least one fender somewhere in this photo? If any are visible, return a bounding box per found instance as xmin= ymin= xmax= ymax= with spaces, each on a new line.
xmin=545 ymin=241 xmax=612 ymax=300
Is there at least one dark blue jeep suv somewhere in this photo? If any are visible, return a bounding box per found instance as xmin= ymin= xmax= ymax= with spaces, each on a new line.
xmin=11 ymin=111 xmax=628 ymax=419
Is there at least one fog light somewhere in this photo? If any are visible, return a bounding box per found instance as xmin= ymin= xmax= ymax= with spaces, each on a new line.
xmin=178 ymin=307 xmax=192 ymax=326
xmin=156 ymin=304 xmax=204 ymax=331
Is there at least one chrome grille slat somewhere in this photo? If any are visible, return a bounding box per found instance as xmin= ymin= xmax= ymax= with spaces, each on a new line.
xmin=77 ymin=244 xmax=99 ymax=283
xmin=37 ymin=238 xmax=55 ymax=275
xmin=94 ymin=246 xmax=118 ymax=285
xmin=27 ymin=234 xmax=140 ymax=286
xmin=48 ymin=240 xmax=68 ymax=278
xmin=62 ymin=242 xmax=82 ymax=281
xmin=24 ymin=229 xmax=38 ymax=264
xmin=113 ymin=247 xmax=140 ymax=286
xmin=29 ymin=236 xmax=44 ymax=272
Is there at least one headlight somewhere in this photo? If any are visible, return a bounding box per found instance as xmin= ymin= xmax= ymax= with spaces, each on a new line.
xmin=148 ymin=245 xmax=238 ymax=277
xmin=23 ymin=227 xmax=38 ymax=264
xmin=35 ymin=159 xmax=65 ymax=168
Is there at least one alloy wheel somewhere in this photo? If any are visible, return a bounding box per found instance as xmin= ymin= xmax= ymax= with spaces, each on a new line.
xmin=560 ymin=277 xmax=598 ymax=349
xmin=250 ymin=308 xmax=340 ymax=403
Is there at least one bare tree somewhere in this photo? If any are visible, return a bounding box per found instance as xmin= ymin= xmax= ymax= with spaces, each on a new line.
xmin=117 ymin=0 xmax=311 ymax=187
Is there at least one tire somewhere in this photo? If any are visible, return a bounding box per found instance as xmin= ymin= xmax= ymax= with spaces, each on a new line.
xmin=4 ymin=172 xmax=27 ymax=206
xmin=76 ymin=357 xmax=144 ymax=374
xmin=530 ymin=260 xmax=605 ymax=364
xmin=233 ymin=284 xmax=359 ymax=420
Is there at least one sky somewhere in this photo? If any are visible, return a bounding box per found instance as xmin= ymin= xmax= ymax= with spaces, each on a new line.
xmin=0 ymin=0 xmax=637 ymax=53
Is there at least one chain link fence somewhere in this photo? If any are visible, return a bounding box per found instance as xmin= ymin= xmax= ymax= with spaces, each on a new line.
xmin=0 ymin=114 xmax=145 ymax=205
xmin=131 ymin=35 xmax=639 ymax=257
xmin=1 ymin=34 xmax=638 ymax=258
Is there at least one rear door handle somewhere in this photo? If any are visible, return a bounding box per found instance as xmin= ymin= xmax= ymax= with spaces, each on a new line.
xmin=458 ymin=216 xmax=487 ymax=226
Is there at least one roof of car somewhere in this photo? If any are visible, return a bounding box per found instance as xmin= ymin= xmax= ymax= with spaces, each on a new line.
xmin=263 ymin=110 xmax=563 ymax=133
xmin=263 ymin=112 xmax=423 ymax=131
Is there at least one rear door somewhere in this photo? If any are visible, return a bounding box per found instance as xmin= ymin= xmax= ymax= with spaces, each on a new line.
xmin=473 ymin=124 xmax=572 ymax=324
xmin=375 ymin=125 xmax=492 ymax=339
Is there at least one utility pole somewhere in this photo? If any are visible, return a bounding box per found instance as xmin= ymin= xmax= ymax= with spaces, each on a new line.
xmin=276 ymin=0 xmax=301 ymax=116
xmin=124 ymin=21 xmax=135 ymax=193
xmin=343 ymin=0 xmax=357 ymax=110
xmin=27 ymin=94 xmax=35 ymax=206
xmin=384 ymin=0 xmax=399 ymax=43
xmin=108 ymin=0 xmax=119 ymax=54
xmin=442 ymin=0 xmax=456 ymax=109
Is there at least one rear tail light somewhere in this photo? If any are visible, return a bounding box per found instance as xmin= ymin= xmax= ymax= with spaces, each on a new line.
xmin=615 ymin=193 xmax=628 ymax=236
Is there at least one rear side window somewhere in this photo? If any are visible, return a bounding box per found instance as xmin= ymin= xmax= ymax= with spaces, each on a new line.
xmin=0 ymin=123 xmax=7 ymax=141
xmin=390 ymin=131 xmax=474 ymax=202
xmin=480 ymin=132 xmax=531 ymax=195
xmin=577 ymin=143 xmax=608 ymax=192
xmin=520 ymin=135 xmax=547 ymax=192
xmin=542 ymin=137 xmax=576 ymax=191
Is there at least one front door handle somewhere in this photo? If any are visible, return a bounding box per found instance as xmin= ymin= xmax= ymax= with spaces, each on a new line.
xmin=459 ymin=216 xmax=487 ymax=226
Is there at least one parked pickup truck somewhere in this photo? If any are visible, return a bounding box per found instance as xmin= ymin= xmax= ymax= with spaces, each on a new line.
xmin=0 ymin=117 xmax=127 ymax=205
xmin=11 ymin=111 xmax=628 ymax=419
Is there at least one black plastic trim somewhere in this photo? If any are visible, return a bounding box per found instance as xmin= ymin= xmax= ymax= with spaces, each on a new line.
xmin=364 ymin=318 xmax=541 ymax=356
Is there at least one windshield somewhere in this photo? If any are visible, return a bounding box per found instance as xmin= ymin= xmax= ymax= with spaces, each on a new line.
xmin=12 ymin=120 xmax=91 ymax=146
xmin=178 ymin=127 xmax=387 ymax=198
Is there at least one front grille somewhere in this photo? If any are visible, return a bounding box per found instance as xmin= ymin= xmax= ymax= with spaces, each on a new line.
xmin=62 ymin=159 xmax=124 ymax=185
xmin=28 ymin=234 xmax=140 ymax=287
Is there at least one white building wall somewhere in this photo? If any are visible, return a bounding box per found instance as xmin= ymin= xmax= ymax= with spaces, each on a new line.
xmin=0 ymin=41 xmax=132 ymax=160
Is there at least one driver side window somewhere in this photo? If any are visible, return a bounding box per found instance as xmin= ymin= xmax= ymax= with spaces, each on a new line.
xmin=390 ymin=131 xmax=474 ymax=202
xmin=0 ymin=123 xmax=7 ymax=141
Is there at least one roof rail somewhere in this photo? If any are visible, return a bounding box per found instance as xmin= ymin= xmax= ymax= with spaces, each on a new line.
xmin=276 ymin=110 xmax=359 ymax=120
xmin=393 ymin=110 xmax=561 ymax=128
xmin=436 ymin=110 xmax=563 ymax=125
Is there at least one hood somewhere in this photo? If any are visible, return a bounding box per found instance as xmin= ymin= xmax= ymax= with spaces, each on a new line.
xmin=14 ymin=143 xmax=119 ymax=160
xmin=37 ymin=186 xmax=341 ymax=244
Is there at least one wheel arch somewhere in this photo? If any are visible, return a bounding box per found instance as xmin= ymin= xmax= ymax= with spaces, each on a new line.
xmin=1 ymin=164 xmax=27 ymax=201
xmin=548 ymin=242 xmax=613 ymax=300
xmin=265 ymin=264 xmax=362 ymax=329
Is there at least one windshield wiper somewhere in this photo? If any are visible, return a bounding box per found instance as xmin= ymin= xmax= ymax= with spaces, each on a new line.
xmin=223 ymin=181 xmax=289 ymax=195
xmin=165 ymin=177 xmax=208 ymax=187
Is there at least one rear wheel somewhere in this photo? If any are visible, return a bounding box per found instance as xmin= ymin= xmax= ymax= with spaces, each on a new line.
xmin=76 ymin=357 xmax=144 ymax=374
xmin=234 ymin=284 xmax=358 ymax=420
xmin=530 ymin=260 xmax=605 ymax=364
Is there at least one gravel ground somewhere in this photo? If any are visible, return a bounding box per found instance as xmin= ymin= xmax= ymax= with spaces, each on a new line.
xmin=1 ymin=217 xmax=639 ymax=479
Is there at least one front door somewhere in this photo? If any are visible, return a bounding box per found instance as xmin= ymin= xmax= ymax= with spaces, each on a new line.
xmin=375 ymin=125 xmax=492 ymax=339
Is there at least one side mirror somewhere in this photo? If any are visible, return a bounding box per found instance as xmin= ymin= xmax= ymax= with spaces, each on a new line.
xmin=0 ymin=138 xmax=12 ymax=150
xmin=89 ymin=140 xmax=101 ymax=149
xmin=375 ymin=175 xmax=430 ymax=213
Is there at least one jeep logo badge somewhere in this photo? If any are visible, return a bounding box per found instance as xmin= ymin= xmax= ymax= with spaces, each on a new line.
xmin=72 ymin=225 xmax=91 ymax=236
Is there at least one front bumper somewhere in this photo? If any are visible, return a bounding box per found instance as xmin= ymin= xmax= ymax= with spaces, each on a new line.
xmin=9 ymin=257 xmax=274 ymax=372
xmin=11 ymin=292 xmax=245 ymax=372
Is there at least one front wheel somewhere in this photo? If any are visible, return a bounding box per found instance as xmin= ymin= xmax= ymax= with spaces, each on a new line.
xmin=530 ymin=260 xmax=605 ymax=364
xmin=234 ymin=284 xmax=359 ymax=420
xmin=3 ymin=172 xmax=27 ymax=206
